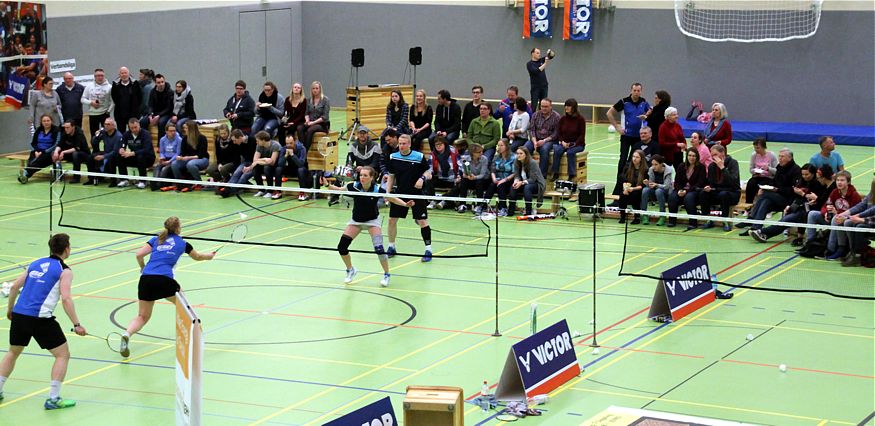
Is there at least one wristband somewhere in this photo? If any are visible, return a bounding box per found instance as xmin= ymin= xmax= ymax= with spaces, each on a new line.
xmin=73 ymin=323 xmax=81 ymax=328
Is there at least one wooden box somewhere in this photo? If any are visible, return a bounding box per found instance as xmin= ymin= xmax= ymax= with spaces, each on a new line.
xmin=403 ymin=385 xmax=464 ymax=426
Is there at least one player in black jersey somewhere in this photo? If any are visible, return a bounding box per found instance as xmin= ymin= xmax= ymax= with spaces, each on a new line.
xmin=385 ymin=134 xmax=434 ymax=262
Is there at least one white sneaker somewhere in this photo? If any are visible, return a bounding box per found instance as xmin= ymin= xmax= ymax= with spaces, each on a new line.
xmin=135 ymin=182 xmax=146 ymax=189
xmin=253 ymin=191 xmax=266 ymax=197
xmin=380 ymin=273 xmax=390 ymax=287
xmin=344 ymin=267 xmax=358 ymax=284
xmin=116 ymin=180 xmax=130 ymax=188
xmin=263 ymin=192 xmax=273 ymax=199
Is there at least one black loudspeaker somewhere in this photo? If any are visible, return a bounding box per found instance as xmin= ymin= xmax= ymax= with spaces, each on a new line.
xmin=351 ymin=48 xmax=364 ymax=68
xmin=408 ymin=47 xmax=422 ymax=66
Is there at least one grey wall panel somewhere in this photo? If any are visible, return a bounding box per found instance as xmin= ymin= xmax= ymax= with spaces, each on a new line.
xmin=239 ymin=10 xmax=267 ymax=86
xmin=0 ymin=110 xmax=33 ymax=154
xmin=265 ymin=9 xmax=293 ymax=86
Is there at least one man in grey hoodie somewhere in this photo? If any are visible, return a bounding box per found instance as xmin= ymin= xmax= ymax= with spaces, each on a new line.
xmin=80 ymin=69 xmax=113 ymax=137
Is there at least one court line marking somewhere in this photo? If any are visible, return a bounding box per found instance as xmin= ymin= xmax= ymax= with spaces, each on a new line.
xmin=696 ymin=318 xmax=875 ymax=340
xmin=719 ymin=359 xmax=874 ymax=380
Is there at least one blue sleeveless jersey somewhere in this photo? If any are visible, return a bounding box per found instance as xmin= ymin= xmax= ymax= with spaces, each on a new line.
xmin=142 ymin=234 xmax=189 ymax=278
xmin=13 ymin=255 xmax=68 ymax=318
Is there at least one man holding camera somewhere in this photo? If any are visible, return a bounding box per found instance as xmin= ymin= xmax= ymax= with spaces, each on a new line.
xmin=527 ymin=48 xmax=552 ymax=110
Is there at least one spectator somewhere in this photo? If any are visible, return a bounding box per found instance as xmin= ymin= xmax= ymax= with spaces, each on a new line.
xmin=607 ymin=83 xmax=651 ymax=198
xmin=745 ymin=138 xmax=778 ymax=204
xmin=408 ymin=89 xmax=432 ymax=152
xmin=526 ymin=48 xmax=550 ymax=109
xmin=494 ymin=86 xmax=532 ymax=135
xmin=110 ymin=67 xmax=141 ymax=132
xmin=54 ymin=119 xmax=90 ymax=183
xmin=703 ymin=102 xmax=732 ymax=147
xmin=56 ymin=72 xmax=84 ymax=127
xmin=808 ymin=136 xmax=845 ymax=172
xmin=528 ymin=98 xmax=561 ymax=176
xmin=466 ymin=102 xmax=501 ymax=160
xmin=445 ymin=143 xmax=490 ymax=214
xmin=137 ymin=68 xmax=155 ymax=117
xmin=739 ymin=148 xmax=801 ymax=235
xmin=504 ymin=96 xmax=531 ymax=152
xmin=641 ymin=154 xmax=674 ymax=226
xmin=223 ymin=80 xmax=256 ymax=132
xmin=347 ymin=126 xmax=382 ymax=173
xmin=834 ymin=178 xmax=875 ymax=267
xmin=508 ymin=146 xmax=545 ymax=217
xmin=657 ymin=106 xmax=686 ymax=168
xmin=139 ymin=74 xmax=173 ymax=139
xmin=217 ymin=131 xmax=257 ymax=198
xmin=426 ymin=136 xmax=459 ymax=206
xmin=633 ymin=126 xmax=657 ymax=163
xmin=617 ymin=149 xmax=648 ymax=224
xmin=170 ymin=121 xmax=210 ymax=192
xmin=80 ymin=69 xmax=113 ymax=137
xmin=382 ymin=89 xmax=410 ymax=143
xmin=751 ymin=163 xmax=826 ymax=244
xmin=18 ymin=114 xmax=60 ymax=183
xmin=252 ymin=81 xmax=284 ymax=137
xmin=29 ymin=75 xmax=60 ymax=126
xmin=668 ymin=148 xmax=707 ymax=229
xmin=485 ymin=139 xmax=517 ymax=217
xmin=379 ymin=129 xmax=400 ymax=180
xmin=701 ymin=144 xmax=740 ymax=231
xmin=648 ymin=90 xmax=671 ymax=145
xmin=84 ymin=117 xmax=123 ymax=186
xmin=690 ymin=130 xmax=711 ymax=168
xmin=297 ymin=81 xmax=330 ymax=150
xmin=429 ymin=89 xmax=462 ymax=150
xmin=461 ymin=85 xmax=484 ymax=137
xmin=112 ymin=118 xmax=155 ymax=188
xmin=206 ymin=124 xmax=236 ymax=184
xmin=550 ymin=98 xmax=586 ymax=182
xmin=278 ymin=82 xmax=306 ymax=144
xmin=811 ymin=171 xmax=862 ymax=259
xmin=151 ymin=123 xmax=181 ymax=190
xmin=170 ymin=80 xmax=196 ymax=131
xmin=250 ymin=130 xmax=283 ymax=199
xmin=283 ymin=132 xmax=311 ymax=200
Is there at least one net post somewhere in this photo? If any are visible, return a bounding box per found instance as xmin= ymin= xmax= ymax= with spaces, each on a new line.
xmin=589 ymin=212 xmax=598 ymax=348
xmin=492 ymin=213 xmax=501 ymax=337
xmin=48 ymin=176 xmax=53 ymax=237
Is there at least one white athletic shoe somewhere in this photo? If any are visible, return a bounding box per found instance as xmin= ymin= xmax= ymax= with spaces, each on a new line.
xmin=116 ymin=180 xmax=130 ymax=188
xmin=380 ymin=273 xmax=390 ymax=287
xmin=262 ymin=192 xmax=273 ymax=199
xmin=135 ymin=182 xmax=146 ymax=189
xmin=344 ymin=267 xmax=358 ymax=283
xmin=253 ymin=191 xmax=266 ymax=197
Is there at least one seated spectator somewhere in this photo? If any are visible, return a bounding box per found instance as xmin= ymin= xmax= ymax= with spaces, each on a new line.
xmin=382 ymin=89 xmax=410 ymax=143
xmin=657 ymin=106 xmax=685 ymax=168
xmin=250 ymin=131 xmax=284 ymax=199
xmin=18 ymin=114 xmax=60 ymax=184
xmin=632 ymin=126 xmax=657 ymax=163
xmin=170 ymin=121 xmax=210 ymax=192
xmin=485 ymin=139 xmax=517 ymax=217
xmin=504 ymin=97 xmax=530 ymax=152
xmin=429 ymin=89 xmax=462 ymax=150
xmin=217 ymin=131 xmax=257 ymax=198
xmin=641 ymin=154 xmax=674 ymax=225
xmin=278 ymin=82 xmax=307 ymax=144
xmin=528 ymin=98 xmax=561 ymax=176
xmin=139 ymin=73 xmax=174 ymax=139
xmin=84 ymin=117 xmax=123 ymax=186
xmin=739 ymin=148 xmax=801 ymax=235
xmin=297 ymin=81 xmax=330 ymax=150
xmin=745 ymin=138 xmax=778 ymax=204
xmin=550 ymin=98 xmax=586 ymax=181
xmin=30 ymin=76 xmax=61 ymax=126
xmin=810 ymin=171 xmax=862 ymax=259
xmin=54 ymin=119 xmax=90 ymax=183
xmin=206 ymin=125 xmax=234 ymax=183
xmin=347 ymin=126 xmax=382 ymax=173
xmin=283 ymin=133 xmax=311 ymax=200
xmin=466 ymin=102 xmax=501 ymax=160
xmin=494 ymin=85 xmax=532 ymax=136
xmin=170 ymin=80 xmax=196 ymax=131
xmin=151 ymin=123 xmax=182 ymax=190
xmin=751 ymin=163 xmax=826 ymax=244
xmin=617 ymin=149 xmax=648 ymax=224
xmin=508 ymin=147 xmax=545 ymax=217
xmin=379 ymin=129 xmax=401 ymax=183
xmin=700 ymin=144 xmax=740 ymax=231
xmin=668 ymin=148 xmax=707 ymax=229
xmin=113 ymin=118 xmax=155 ymax=188
xmin=408 ymin=89 xmax=433 ymax=152
xmin=426 ymin=136 xmax=459 ymax=206
xmin=444 ymin=143 xmax=490 ymax=214
xmin=223 ymin=80 xmax=256 ymax=133
xmin=808 ymin=136 xmax=845 ymax=172
xmin=462 ymin=86 xmax=485 ymax=138
xmin=56 ymin=72 xmax=85 ymax=127
xmin=138 ymin=69 xmax=155 ymax=117
xmin=252 ymin=81 xmax=284 ymax=137
xmin=833 ymin=178 xmax=875 ymax=267
xmin=690 ymin=130 xmax=711 ymax=168
xmin=703 ymin=102 xmax=732 ymax=147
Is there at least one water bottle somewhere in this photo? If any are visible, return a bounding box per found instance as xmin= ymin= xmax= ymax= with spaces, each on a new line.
xmin=480 ymin=380 xmax=490 ymax=397
xmin=530 ymin=303 xmax=538 ymax=335
xmin=527 ymin=394 xmax=549 ymax=405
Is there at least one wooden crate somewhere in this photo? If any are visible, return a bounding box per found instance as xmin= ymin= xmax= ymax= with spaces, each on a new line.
xmin=403 ymin=385 xmax=464 ymax=426
xmin=308 ymin=132 xmax=340 ymax=173
xmin=532 ymin=150 xmax=588 ymax=186
xmin=346 ymin=85 xmax=414 ymax=136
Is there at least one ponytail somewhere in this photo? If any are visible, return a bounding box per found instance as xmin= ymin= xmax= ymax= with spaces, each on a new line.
xmin=158 ymin=216 xmax=180 ymax=244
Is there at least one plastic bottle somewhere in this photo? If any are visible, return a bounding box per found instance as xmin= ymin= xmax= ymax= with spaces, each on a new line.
xmin=528 ymin=394 xmax=549 ymax=405
xmin=480 ymin=380 xmax=490 ymax=397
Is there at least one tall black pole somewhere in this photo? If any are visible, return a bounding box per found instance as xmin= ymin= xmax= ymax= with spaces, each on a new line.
xmin=590 ymin=213 xmax=599 ymax=347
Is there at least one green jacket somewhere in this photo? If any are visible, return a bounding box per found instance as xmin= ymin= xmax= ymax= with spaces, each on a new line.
xmin=467 ymin=117 xmax=502 ymax=151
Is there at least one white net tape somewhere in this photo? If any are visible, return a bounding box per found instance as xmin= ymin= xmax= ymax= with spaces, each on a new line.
xmin=674 ymin=0 xmax=824 ymax=42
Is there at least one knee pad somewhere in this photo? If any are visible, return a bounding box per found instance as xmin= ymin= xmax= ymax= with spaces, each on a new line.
xmin=337 ymin=234 xmax=353 ymax=255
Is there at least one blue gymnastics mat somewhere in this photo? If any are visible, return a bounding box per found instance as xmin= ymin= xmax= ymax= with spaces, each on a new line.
xmin=681 ymin=119 xmax=875 ymax=147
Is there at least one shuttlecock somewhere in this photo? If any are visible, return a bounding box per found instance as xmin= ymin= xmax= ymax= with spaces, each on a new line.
xmin=591 ymin=347 xmax=600 ymax=355
xmin=778 ymin=364 xmax=787 ymax=372
xmin=571 ymin=330 xmax=581 ymax=338
xmin=1 ymin=282 xmax=11 ymax=298
xmin=607 ymin=125 xmax=616 ymax=133
xmin=746 ymin=334 xmax=754 ymax=341
xmin=239 ymin=212 xmax=248 ymax=220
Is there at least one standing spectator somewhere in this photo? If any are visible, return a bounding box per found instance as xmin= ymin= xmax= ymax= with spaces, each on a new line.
xmin=110 ymin=67 xmax=141 ymax=132
xmin=461 ymin=86 xmax=484 ymax=137
xmin=494 ymin=86 xmax=532 ymax=135
xmin=745 ymin=138 xmax=778 ymax=204
xmin=485 ymin=139 xmax=517 ymax=216
xmin=278 ymin=82 xmax=307 ymax=144
xmin=29 ymin=76 xmax=60 ymax=126
xmin=112 ymin=118 xmax=155 ymax=188
xmin=80 ymin=69 xmax=113 ymax=137
xmin=139 ymin=74 xmax=173 ymax=140
xmin=504 ymin=97 xmax=530 ymax=152
xmin=703 ymin=102 xmax=732 ymax=147
xmin=169 ymin=80 xmax=196 ymax=131
xmin=429 ymin=89 xmax=462 ymax=150
xmin=701 ymin=144 xmax=740 ymax=231
xmin=550 ymin=98 xmax=586 ymax=181
xmin=223 ymin=80 xmax=256 ymax=133
xmin=170 ymin=121 xmax=209 ymax=192
xmin=408 ymin=89 xmax=432 ymax=152
xmin=668 ymin=148 xmax=707 ymax=229
xmin=466 ymin=102 xmax=501 ymax=160
xmin=808 ymin=136 xmax=845 ymax=172
xmin=617 ymin=149 xmax=648 ymax=224
xmin=56 ymin=72 xmax=84 ymax=127
xmin=382 ymin=89 xmax=409 ymax=143
xmin=137 ymin=69 xmax=155 ymax=117
xmin=297 ymin=81 xmax=330 ymax=150
xmin=657 ymin=106 xmax=686 ymax=168
xmin=18 ymin=114 xmax=60 ymax=184
xmin=528 ymin=98 xmax=561 ymax=176
xmin=690 ymin=130 xmax=711 ymax=168
xmin=54 ymin=120 xmax=90 ymax=183
xmin=508 ymin=146 xmax=545 ymax=217
xmin=526 ymin=48 xmax=550 ymax=109
xmin=641 ymin=154 xmax=674 ymax=226
xmin=648 ymin=90 xmax=671 ymax=145
xmin=252 ymin=81 xmax=283 ymax=137
xmin=607 ymin=83 xmax=651 ymax=198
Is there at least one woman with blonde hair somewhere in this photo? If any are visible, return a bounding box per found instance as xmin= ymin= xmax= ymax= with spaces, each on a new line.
xmin=297 ymin=81 xmax=331 ymax=149
xmin=279 ymin=82 xmax=307 ymax=143
xmin=169 ymin=120 xmax=209 ymax=192
xmin=408 ymin=89 xmax=432 ymax=151
xmin=618 ymin=149 xmax=649 ymax=224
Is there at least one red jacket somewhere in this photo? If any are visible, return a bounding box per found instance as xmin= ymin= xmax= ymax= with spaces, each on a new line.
xmin=822 ymin=184 xmax=862 ymax=215
xmin=706 ymin=120 xmax=732 ymax=146
xmin=658 ymin=120 xmax=685 ymax=164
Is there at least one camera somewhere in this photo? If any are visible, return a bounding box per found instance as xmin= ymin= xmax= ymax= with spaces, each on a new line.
xmin=546 ymin=49 xmax=556 ymax=59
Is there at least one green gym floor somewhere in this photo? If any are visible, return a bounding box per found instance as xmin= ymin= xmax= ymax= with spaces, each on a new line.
xmin=0 ymin=120 xmax=873 ymax=425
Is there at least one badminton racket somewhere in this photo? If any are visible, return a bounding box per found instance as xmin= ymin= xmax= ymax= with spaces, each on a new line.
xmin=73 ymin=329 xmax=125 ymax=354
xmin=215 ymin=224 xmax=248 ymax=252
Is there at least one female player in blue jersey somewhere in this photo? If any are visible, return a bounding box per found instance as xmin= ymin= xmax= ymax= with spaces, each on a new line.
xmin=119 ymin=216 xmax=215 ymax=357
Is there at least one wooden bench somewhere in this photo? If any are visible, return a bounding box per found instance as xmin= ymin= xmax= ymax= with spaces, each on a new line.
xmin=4 ymin=152 xmax=29 ymax=170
